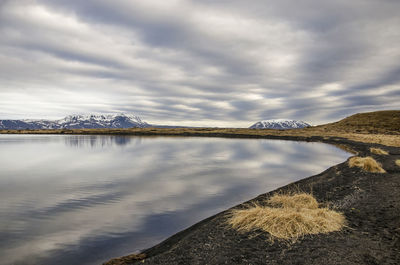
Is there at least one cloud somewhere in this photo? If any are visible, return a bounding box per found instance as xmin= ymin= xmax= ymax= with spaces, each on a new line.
xmin=0 ymin=0 xmax=399 ymax=126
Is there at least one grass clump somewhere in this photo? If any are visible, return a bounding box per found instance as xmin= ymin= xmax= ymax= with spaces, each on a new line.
xmin=370 ymin=147 xmax=389 ymax=155
xmin=228 ymin=193 xmax=345 ymax=242
xmin=268 ymin=193 xmax=319 ymax=209
xmin=396 ymin=160 xmax=400 ymax=167
xmin=348 ymin=156 xmax=386 ymax=173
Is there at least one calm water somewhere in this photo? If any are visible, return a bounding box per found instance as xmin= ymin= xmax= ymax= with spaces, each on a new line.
xmin=0 ymin=135 xmax=350 ymax=265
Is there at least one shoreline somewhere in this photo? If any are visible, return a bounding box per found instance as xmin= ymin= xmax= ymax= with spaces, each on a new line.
xmin=103 ymin=136 xmax=400 ymax=265
xmin=1 ymin=129 xmax=399 ymax=264
xmin=1 ymin=127 xmax=399 ymax=148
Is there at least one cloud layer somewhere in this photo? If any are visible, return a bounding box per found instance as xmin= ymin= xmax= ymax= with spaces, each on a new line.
xmin=1 ymin=0 xmax=399 ymax=126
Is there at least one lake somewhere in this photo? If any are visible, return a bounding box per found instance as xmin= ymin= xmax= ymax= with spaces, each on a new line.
xmin=0 ymin=135 xmax=351 ymax=265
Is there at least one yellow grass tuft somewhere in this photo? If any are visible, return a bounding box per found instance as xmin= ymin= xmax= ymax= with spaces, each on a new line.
xmin=370 ymin=147 xmax=389 ymax=155
xmin=268 ymin=193 xmax=319 ymax=209
xmin=228 ymin=193 xmax=345 ymax=242
xmin=348 ymin=156 xmax=386 ymax=173
xmin=396 ymin=159 xmax=400 ymax=167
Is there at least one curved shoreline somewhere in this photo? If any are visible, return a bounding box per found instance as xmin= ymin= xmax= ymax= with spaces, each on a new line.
xmin=104 ymin=137 xmax=400 ymax=265
xmin=1 ymin=127 xmax=399 ymax=148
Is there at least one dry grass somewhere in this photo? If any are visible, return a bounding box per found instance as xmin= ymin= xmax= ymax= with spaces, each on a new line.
xmin=370 ymin=147 xmax=389 ymax=155
xmin=268 ymin=193 xmax=319 ymax=209
xmin=335 ymin=133 xmax=400 ymax=147
xmin=348 ymin=156 xmax=386 ymax=173
xmin=317 ymin=110 xmax=400 ymax=135
xmin=334 ymin=144 xmax=358 ymax=154
xmin=227 ymin=193 xmax=345 ymax=242
xmin=396 ymin=160 xmax=400 ymax=167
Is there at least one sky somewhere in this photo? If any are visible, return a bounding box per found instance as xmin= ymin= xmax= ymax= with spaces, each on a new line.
xmin=0 ymin=0 xmax=399 ymax=127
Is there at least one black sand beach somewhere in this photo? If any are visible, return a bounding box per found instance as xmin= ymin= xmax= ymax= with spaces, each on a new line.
xmin=104 ymin=137 xmax=400 ymax=265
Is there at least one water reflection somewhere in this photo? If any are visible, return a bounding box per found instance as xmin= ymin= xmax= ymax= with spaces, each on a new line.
xmin=65 ymin=135 xmax=141 ymax=148
xmin=0 ymin=135 xmax=350 ymax=265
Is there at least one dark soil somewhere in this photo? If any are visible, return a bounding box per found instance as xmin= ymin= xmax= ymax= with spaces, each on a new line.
xmin=104 ymin=138 xmax=400 ymax=265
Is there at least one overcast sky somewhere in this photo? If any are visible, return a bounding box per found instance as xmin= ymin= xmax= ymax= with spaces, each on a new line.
xmin=0 ymin=0 xmax=399 ymax=127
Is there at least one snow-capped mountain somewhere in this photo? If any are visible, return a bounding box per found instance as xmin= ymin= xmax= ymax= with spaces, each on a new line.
xmin=0 ymin=114 xmax=149 ymax=130
xmin=249 ymin=119 xmax=311 ymax=129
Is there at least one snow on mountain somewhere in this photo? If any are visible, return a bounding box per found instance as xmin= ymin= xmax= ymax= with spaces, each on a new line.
xmin=249 ymin=119 xmax=311 ymax=129
xmin=0 ymin=114 xmax=149 ymax=130
xmin=56 ymin=114 xmax=148 ymax=129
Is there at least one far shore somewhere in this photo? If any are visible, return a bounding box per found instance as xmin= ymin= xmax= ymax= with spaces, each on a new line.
xmin=1 ymin=126 xmax=399 ymax=148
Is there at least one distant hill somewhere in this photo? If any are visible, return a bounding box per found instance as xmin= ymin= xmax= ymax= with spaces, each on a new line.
xmin=0 ymin=114 xmax=150 ymax=130
xmin=317 ymin=110 xmax=400 ymax=134
xmin=249 ymin=119 xmax=310 ymax=129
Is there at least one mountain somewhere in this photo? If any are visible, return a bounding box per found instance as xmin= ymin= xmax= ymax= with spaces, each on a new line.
xmin=249 ymin=119 xmax=311 ymax=129
xmin=0 ymin=114 xmax=149 ymax=130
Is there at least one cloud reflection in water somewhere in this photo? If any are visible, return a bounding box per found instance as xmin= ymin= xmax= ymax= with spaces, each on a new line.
xmin=0 ymin=135 xmax=350 ymax=265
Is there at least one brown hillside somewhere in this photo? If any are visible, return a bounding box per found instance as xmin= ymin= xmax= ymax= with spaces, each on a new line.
xmin=317 ymin=110 xmax=400 ymax=134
